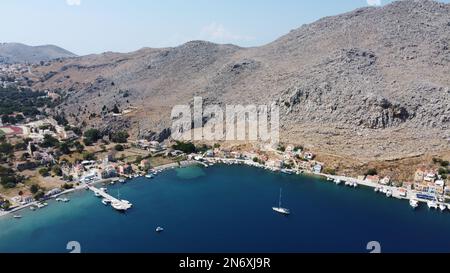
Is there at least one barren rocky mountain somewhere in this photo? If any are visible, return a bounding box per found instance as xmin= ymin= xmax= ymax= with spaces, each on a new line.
xmin=0 ymin=43 xmax=76 ymax=64
xmin=30 ymin=0 xmax=449 ymax=164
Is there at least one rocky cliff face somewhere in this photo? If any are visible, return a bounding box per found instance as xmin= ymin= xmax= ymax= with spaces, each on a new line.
xmin=31 ymin=0 xmax=450 ymax=161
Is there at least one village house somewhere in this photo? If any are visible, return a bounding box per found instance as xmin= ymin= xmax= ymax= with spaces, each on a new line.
xmin=365 ymin=175 xmax=380 ymax=184
xmin=424 ymin=170 xmax=437 ymax=183
xmin=46 ymin=188 xmax=62 ymax=198
xmin=118 ymin=164 xmax=133 ymax=175
xmin=101 ymin=166 xmax=118 ymax=179
xmin=303 ymin=152 xmax=315 ymax=160
xmin=379 ymin=177 xmax=391 ymax=185
xmin=205 ymin=150 xmax=214 ymax=158
xmin=414 ymin=182 xmax=429 ymax=193
xmin=266 ymin=160 xmax=283 ymax=170
xmin=414 ymin=167 xmax=426 ymax=182
xmin=140 ymin=159 xmax=151 ymax=170
xmin=313 ymin=164 xmax=323 ymax=174
xmin=20 ymin=195 xmax=34 ymax=205
xmin=402 ymin=181 xmax=414 ymax=190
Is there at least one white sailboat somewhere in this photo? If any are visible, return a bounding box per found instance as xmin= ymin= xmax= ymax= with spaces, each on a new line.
xmin=272 ymin=188 xmax=290 ymax=215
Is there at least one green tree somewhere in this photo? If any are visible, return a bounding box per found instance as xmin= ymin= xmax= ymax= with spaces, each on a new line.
xmin=114 ymin=144 xmax=124 ymax=152
xmin=83 ymin=129 xmax=102 ymax=146
xmin=172 ymin=141 xmax=196 ymax=154
xmin=30 ymin=184 xmax=40 ymax=194
xmin=0 ymin=142 xmax=13 ymax=155
xmin=52 ymin=165 xmax=63 ymax=176
xmin=82 ymin=152 xmax=96 ymax=161
xmin=59 ymin=142 xmax=71 ymax=155
xmin=365 ymin=168 xmax=378 ymax=176
xmin=39 ymin=168 xmax=50 ymax=177
xmin=41 ymin=134 xmax=59 ymax=148
xmin=74 ymin=141 xmax=85 ymax=153
xmin=111 ymin=131 xmax=129 ymax=143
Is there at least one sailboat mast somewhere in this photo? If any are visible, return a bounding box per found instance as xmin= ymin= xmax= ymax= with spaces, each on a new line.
xmin=279 ymin=188 xmax=282 ymax=208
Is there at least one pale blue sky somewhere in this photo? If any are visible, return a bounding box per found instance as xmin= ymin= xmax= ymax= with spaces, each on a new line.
xmin=1 ymin=0 xmax=448 ymax=55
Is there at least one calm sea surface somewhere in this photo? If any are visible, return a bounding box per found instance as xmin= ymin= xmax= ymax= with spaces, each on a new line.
xmin=1 ymin=165 xmax=450 ymax=253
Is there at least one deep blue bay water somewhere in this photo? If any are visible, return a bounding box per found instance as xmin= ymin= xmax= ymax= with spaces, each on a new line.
xmin=1 ymin=164 xmax=450 ymax=253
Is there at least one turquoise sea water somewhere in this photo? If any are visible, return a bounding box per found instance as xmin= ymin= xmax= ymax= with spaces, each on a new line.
xmin=1 ymin=164 xmax=450 ymax=253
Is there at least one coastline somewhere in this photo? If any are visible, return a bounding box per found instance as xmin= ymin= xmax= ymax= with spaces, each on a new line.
xmin=0 ymin=160 xmax=202 ymax=219
xmin=1 ymin=158 xmax=447 ymax=219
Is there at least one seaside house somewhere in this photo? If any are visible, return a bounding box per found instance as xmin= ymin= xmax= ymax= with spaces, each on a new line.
xmin=140 ymin=159 xmax=151 ymax=171
xmin=20 ymin=195 xmax=34 ymax=205
xmin=72 ymin=164 xmax=84 ymax=178
xmin=414 ymin=182 xmax=430 ymax=193
xmin=365 ymin=175 xmax=380 ymax=184
xmin=379 ymin=177 xmax=391 ymax=185
xmin=118 ymin=164 xmax=133 ymax=175
xmin=414 ymin=168 xmax=426 ymax=182
xmin=101 ymin=166 xmax=118 ymax=179
xmin=313 ymin=164 xmax=323 ymax=174
xmin=266 ymin=160 xmax=283 ymax=170
xmin=205 ymin=150 xmax=214 ymax=158
xmin=46 ymin=188 xmax=62 ymax=198
xmin=402 ymin=181 xmax=414 ymax=190
xmin=424 ymin=170 xmax=437 ymax=183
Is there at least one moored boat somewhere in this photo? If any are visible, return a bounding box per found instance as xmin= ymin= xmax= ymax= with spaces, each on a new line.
xmin=439 ymin=204 xmax=446 ymax=212
xmin=409 ymin=199 xmax=419 ymax=209
xmin=428 ymin=201 xmax=438 ymax=209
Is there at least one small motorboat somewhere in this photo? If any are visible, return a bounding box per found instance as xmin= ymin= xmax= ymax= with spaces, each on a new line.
xmin=55 ymin=198 xmax=63 ymax=202
xmin=30 ymin=206 xmax=36 ymax=211
xmin=13 ymin=215 xmax=22 ymax=219
xmin=352 ymin=182 xmax=358 ymax=188
xmin=110 ymin=181 xmax=116 ymax=185
xmin=145 ymin=174 xmax=154 ymax=179
xmin=100 ymin=187 xmax=108 ymax=193
xmin=409 ymin=199 xmax=419 ymax=209
xmin=386 ymin=190 xmax=392 ymax=198
xmin=156 ymin=227 xmax=164 ymax=233
xmin=374 ymin=187 xmax=380 ymax=193
xmin=94 ymin=192 xmax=101 ymax=197
xmin=428 ymin=201 xmax=438 ymax=209
xmin=334 ymin=179 xmax=342 ymax=185
xmin=101 ymin=198 xmax=111 ymax=206
xmin=62 ymin=198 xmax=70 ymax=203
xmin=439 ymin=204 xmax=447 ymax=212
xmin=119 ymin=179 xmax=126 ymax=184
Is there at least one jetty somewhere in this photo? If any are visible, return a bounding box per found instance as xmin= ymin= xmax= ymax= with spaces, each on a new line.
xmin=87 ymin=185 xmax=132 ymax=211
